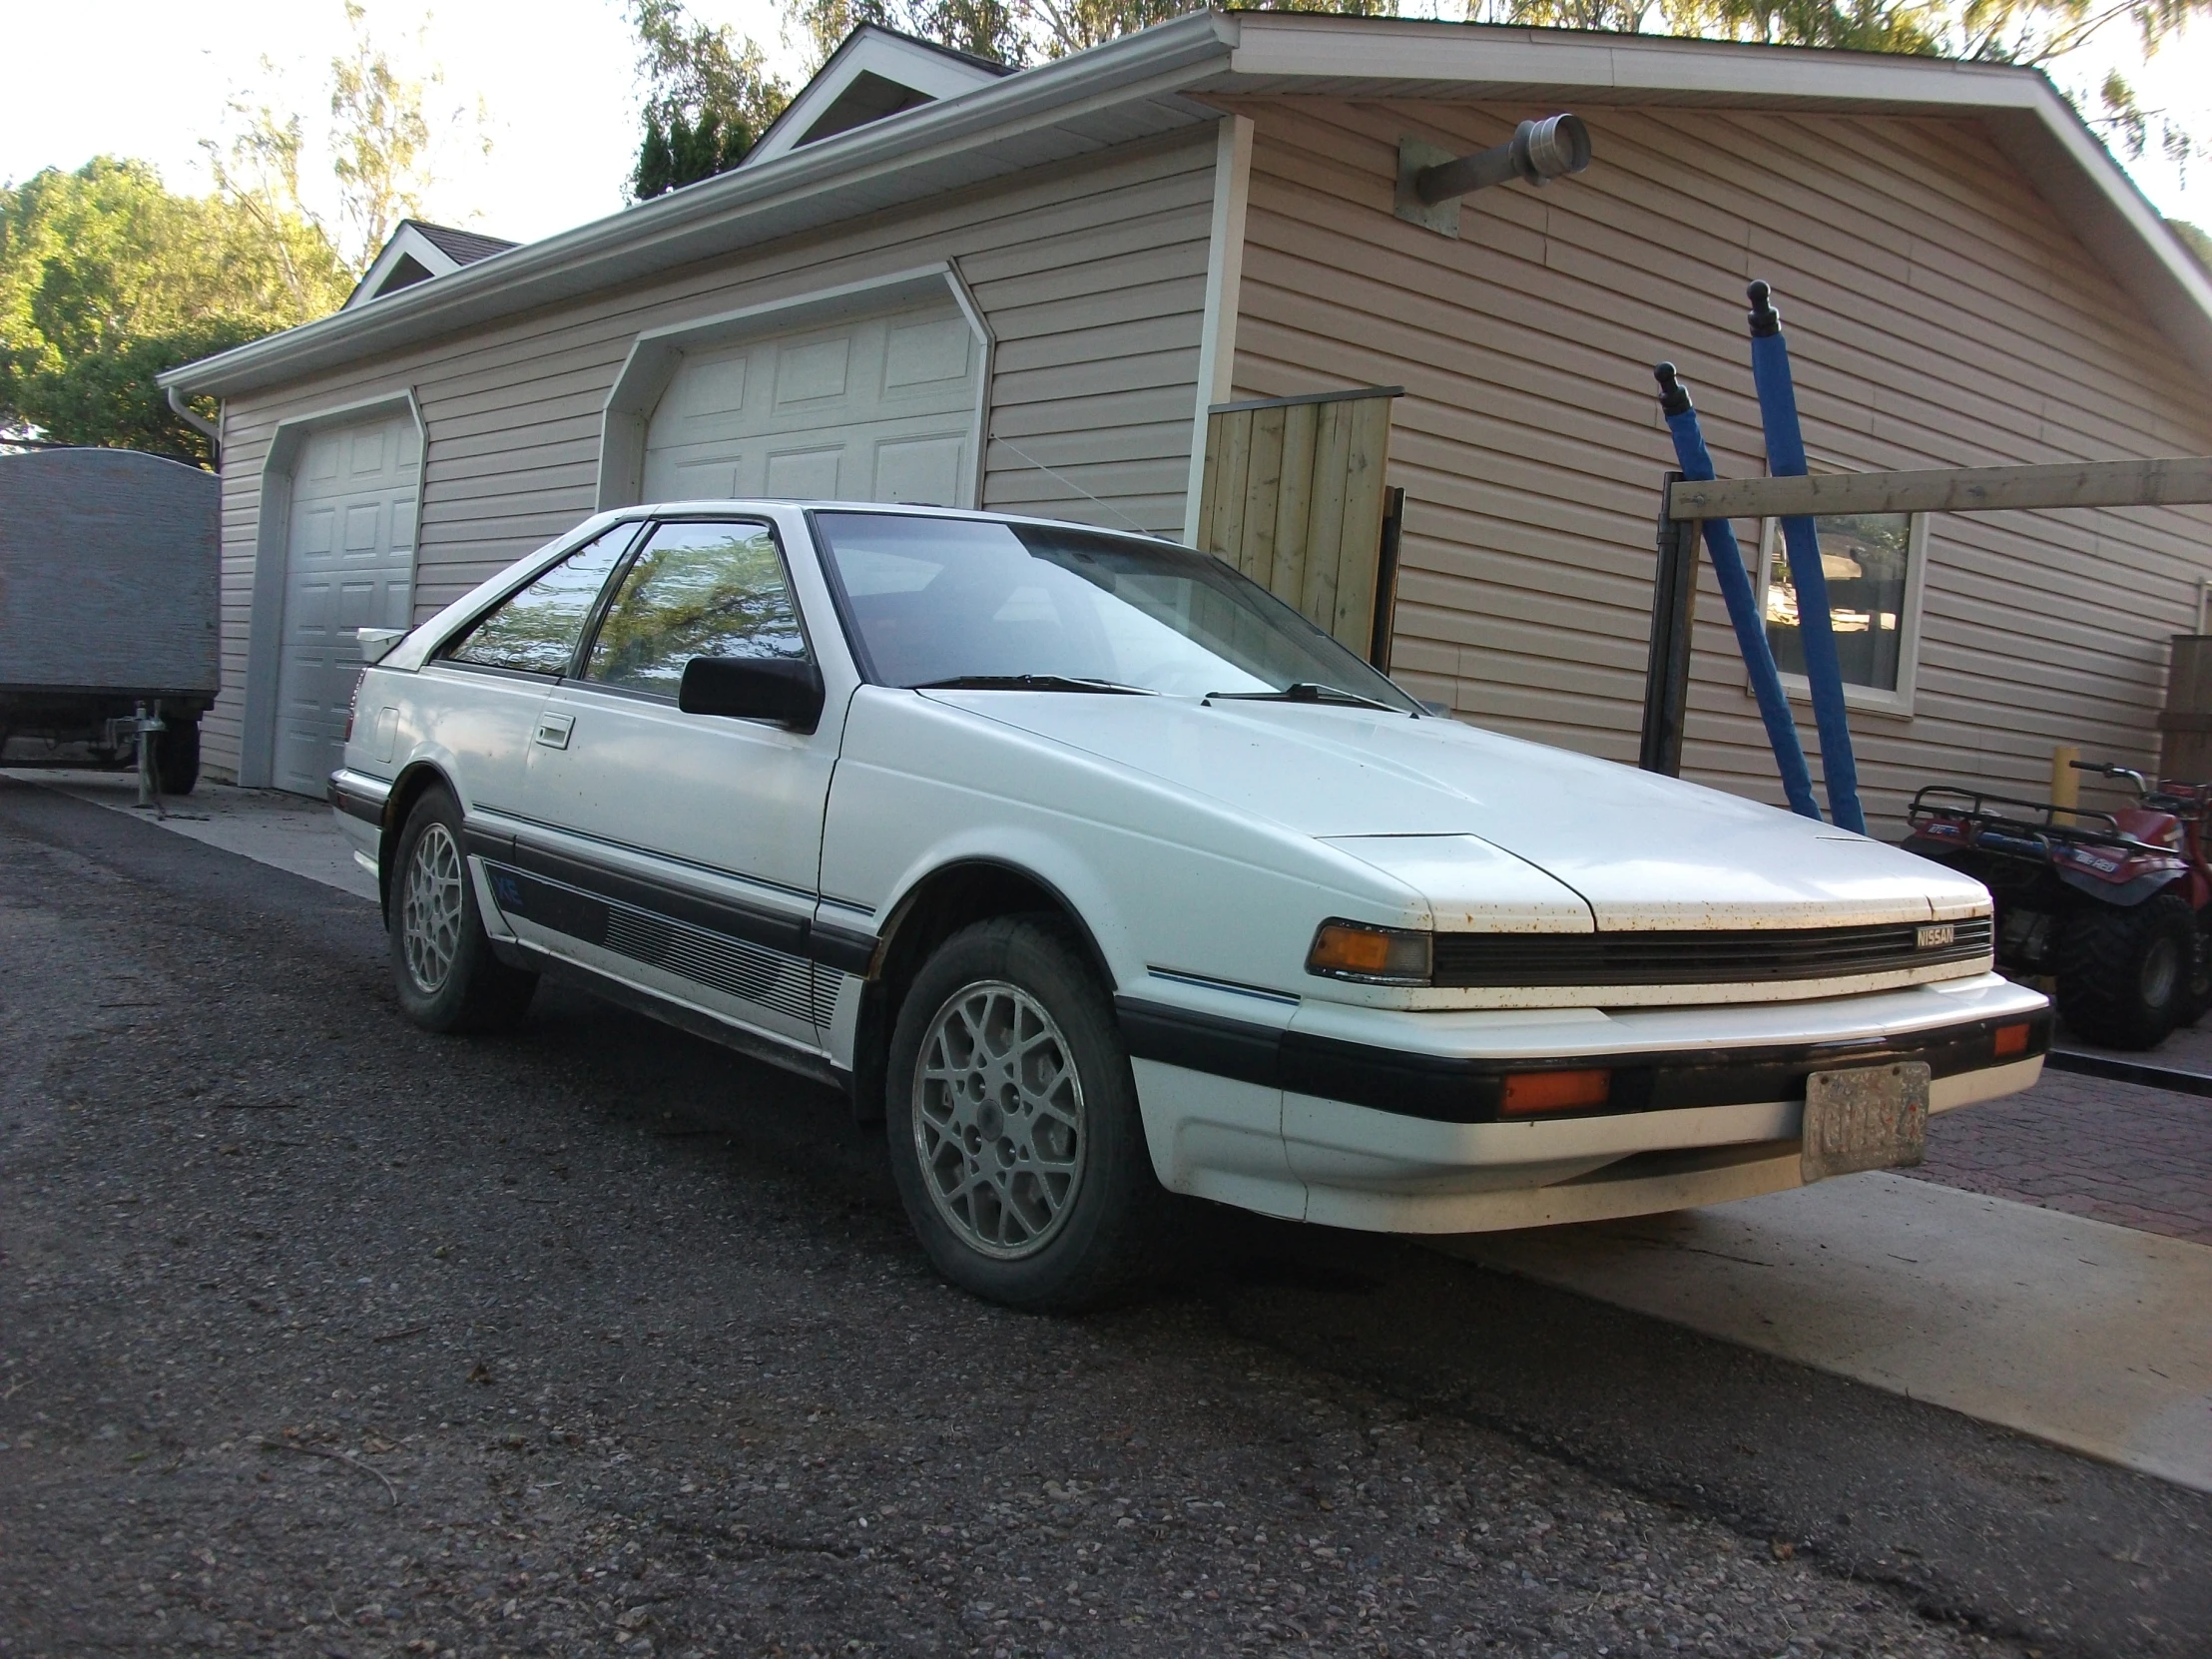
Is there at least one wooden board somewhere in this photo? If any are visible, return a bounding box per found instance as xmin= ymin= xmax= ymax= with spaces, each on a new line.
xmin=1197 ymin=386 xmax=1398 ymax=659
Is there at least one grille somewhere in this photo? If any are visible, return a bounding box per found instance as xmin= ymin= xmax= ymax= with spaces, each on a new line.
xmin=1430 ymin=916 xmax=1993 ymax=988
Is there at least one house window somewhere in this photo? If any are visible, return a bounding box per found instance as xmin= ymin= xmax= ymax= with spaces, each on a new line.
xmin=1755 ymin=511 xmax=1929 ymax=715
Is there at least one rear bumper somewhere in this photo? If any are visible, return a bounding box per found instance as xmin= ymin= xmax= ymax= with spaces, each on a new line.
xmin=1125 ymin=971 xmax=2049 ymax=1232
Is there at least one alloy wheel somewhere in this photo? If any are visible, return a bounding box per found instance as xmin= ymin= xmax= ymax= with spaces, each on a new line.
xmin=912 ymin=979 xmax=1086 ymax=1260
xmin=400 ymin=821 xmax=465 ymax=996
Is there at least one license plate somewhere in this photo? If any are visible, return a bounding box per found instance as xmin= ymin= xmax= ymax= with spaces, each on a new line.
xmin=1801 ymin=1062 xmax=1930 ymax=1183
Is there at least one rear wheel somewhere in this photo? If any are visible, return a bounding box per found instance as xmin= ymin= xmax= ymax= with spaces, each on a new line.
xmin=884 ymin=915 xmax=1169 ymax=1312
xmin=2054 ymin=891 xmax=2195 ymax=1050
xmin=388 ymin=786 xmax=537 ymax=1033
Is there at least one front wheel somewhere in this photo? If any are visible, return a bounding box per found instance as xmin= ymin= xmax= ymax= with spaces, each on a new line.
xmin=388 ymin=786 xmax=537 ymax=1033
xmin=884 ymin=915 xmax=1169 ymax=1312
xmin=2054 ymin=891 xmax=2195 ymax=1050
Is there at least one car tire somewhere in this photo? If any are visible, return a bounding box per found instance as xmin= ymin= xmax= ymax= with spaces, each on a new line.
xmin=388 ymin=786 xmax=537 ymax=1033
xmin=884 ymin=914 xmax=1170 ymax=1312
xmin=2054 ymin=891 xmax=2195 ymax=1050
xmin=153 ymin=712 xmax=201 ymax=796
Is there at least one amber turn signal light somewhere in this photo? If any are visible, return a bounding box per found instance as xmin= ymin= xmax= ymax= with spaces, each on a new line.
xmin=1307 ymin=920 xmax=1433 ymax=984
xmin=1495 ymin=1079 xmax=1619 ymax=1119
xmin=1993 ymin=1022 xmax=2030 ymax=1059
xmin=1500 ymin=1068 xmax=1612 ymax=1115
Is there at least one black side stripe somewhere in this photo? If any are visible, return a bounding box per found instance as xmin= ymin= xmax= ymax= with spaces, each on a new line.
xmin=465 ymin=821 xmax=876 ymax=974
xmin=328 ymin=780 xmax=385 ymax=826
xmin=1115 ymin=995 xmax=2049 ymax=1126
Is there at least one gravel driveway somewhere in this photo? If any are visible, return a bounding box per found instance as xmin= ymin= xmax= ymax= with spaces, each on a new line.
xmin=4 ymin=779 xmax=2206 ymax=1659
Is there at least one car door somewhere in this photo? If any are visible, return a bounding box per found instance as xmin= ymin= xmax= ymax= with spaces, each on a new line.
xmin=412 ymin=523 xmax=639 ymax=820
xmin=506 ymin=517 xmax=840 ymax=1051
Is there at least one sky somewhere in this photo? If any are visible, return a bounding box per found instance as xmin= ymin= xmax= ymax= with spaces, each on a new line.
xmin=3 ymin=0 xmax=2210 ymax=251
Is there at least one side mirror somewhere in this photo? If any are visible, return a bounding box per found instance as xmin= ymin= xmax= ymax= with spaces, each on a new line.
xmin=678 ymin=655 xmax=825 ymax=733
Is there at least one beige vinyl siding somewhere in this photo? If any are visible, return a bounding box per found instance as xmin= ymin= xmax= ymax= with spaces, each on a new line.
xmin=1228 ymin=98 xmax=2212 ymax=831
xmin=203 ymin=129 xmax=1216 ymax=781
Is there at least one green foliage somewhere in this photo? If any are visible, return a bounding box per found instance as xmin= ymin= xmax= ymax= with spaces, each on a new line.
xmin=628 ymin=0 xmax=790 ymax=202
xmin=204 ymin=4 xmax=489 ymax=276
xmin=0 ymin=158 xmax=350 ymax=462
xmin=2174 ymin=219 xmax=2212 ymax=273
xmin=632 ymin=109 xmax=761 ymax=201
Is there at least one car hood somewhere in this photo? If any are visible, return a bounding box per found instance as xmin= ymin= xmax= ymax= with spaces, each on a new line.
xmin=922 ymin=693 xmax=1988 ymax=929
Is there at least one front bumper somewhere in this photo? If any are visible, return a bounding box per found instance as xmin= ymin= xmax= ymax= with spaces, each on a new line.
xmin=1122 ymin=971 xmax=2049 ymax=1233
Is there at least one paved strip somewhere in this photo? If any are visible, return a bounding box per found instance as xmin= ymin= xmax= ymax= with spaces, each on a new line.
xmin=0 ymin=768 xmax=376 ymax=901
xmin=1912 ymin=1065 xmax=2212 ymax=1245
xmin=1444 ymin=1172 xmax=2212 ymax=1494
xmin=2047 ymin=1048 xmax=2212 ymax=1096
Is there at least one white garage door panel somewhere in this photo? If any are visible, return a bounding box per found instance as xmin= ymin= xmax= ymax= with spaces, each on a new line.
xmin=641 ymin=298 xmax=979 ymax=508
xmin=274 ymin=414 xmax=418 ymax=797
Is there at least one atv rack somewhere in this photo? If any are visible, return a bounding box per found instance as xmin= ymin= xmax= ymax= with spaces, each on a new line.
xmin=1907 ymin=786 xmax=2156 ymax=857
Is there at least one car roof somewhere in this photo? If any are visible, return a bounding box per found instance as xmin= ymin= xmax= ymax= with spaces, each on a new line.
xmin=623 ymin=500 xmax=1183 ymax=545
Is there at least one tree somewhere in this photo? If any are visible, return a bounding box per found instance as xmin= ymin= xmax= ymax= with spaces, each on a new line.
xmin=628 ymin=0 xmax=790 ymax=201
xmin=2176 ymin=219 xmax=2212 ymax=273
xmin=0 ymin=159 xmax=350 ymax=462
xmin=205 ymin=3 xmax=491 ymax=276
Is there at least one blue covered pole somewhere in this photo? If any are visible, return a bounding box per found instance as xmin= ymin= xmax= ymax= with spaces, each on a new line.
xmin=1744 ymin=280 xmax=1866 ymax=835
xmin=1654 ymin=363 xmax=1822 ymax=822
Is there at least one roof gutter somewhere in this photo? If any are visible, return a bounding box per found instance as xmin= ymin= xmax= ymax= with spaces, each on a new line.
xmin=166 ymin=384 xmax=221 ymax=461
xmin=159 ymin=9 xmax=1238 ymax=399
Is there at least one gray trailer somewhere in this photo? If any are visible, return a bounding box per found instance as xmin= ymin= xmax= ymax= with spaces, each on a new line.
xmin=0 ymin=447 xmax=219 ymax=793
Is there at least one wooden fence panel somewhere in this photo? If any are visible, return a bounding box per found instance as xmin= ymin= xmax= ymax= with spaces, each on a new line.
xmin=1196 ymin=385 xmax=1401 ymax=659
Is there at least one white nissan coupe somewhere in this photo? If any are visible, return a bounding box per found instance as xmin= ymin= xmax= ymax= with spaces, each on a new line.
xmin=331 ymin=503 xmax=2048 ymax=1308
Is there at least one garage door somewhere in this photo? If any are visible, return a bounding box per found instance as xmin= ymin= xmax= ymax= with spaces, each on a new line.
xmin=273 ymin=414 xmax=419 ymax=796
xmin=642 ymin=298 xmax=980 ymax=507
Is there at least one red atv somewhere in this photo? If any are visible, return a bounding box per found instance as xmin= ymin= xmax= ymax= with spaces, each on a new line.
xmin=1904 ymin=762 xmax=2212 ymax=1050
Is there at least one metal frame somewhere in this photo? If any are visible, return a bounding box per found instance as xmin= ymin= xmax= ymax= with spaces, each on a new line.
xmin=1638 ymin=455 xmax=2212 ymax=777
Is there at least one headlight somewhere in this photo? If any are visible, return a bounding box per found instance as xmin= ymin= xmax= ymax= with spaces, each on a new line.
xmin=1307 ymin=919 xmax=1432 ymax=985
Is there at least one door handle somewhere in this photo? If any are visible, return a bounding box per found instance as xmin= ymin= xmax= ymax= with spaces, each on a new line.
xmin=534 ymin=711 xmax=574 ymax=750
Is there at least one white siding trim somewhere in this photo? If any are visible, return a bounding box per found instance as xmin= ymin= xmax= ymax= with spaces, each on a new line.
xmin=239 ymin=389 xmax=425 ymax=789
xmin=1183 ymin=113 xmax=1254 ymax=546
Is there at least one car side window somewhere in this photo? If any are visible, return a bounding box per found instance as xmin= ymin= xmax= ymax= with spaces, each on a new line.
xmin=582 ymin=520 xmax=808 ymax=699
xmin=442 ymin=526 xmax=635 ymax=675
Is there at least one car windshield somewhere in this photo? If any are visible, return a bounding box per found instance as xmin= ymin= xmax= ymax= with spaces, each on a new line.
xmin=810 ymin=511 xmax=1420 ymax=711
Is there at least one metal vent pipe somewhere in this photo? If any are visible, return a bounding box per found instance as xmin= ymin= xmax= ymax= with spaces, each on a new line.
xmin=1413 ymin=114 xmax=1592 ymax=204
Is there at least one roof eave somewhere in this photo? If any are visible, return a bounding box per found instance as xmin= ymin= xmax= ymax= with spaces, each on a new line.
xmin=162 ymin=10 xmax=2212 ymax=397
xmin=159 ymin=9 xmax=1237 ymax=398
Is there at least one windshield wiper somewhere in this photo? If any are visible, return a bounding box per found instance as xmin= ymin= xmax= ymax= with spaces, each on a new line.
xmin=1205 ymin=681 xmax=1404 ymax=713
xmin=913 ymin=674 xmax=1156 ymax=695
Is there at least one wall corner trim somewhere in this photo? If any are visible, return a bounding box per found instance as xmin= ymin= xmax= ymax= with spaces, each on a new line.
xmin=1183 ymin=113 xmax=1255 ymax=548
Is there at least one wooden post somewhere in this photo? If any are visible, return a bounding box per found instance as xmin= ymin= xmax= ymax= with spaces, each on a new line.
xmin=2049 ymin=745 xmax=2079 ymax=819
xmin=1639 ymin=474 xmax=1698 ymax=777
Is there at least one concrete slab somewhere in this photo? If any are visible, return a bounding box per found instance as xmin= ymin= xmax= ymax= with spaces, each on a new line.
xmin=1442 ymin=1172 xmax=2212 ymax=1493
xmin=1 ymin=769 xmax=376 ymax=902
xmin=2061 ymin=1017 xmax=2212 ymax=1078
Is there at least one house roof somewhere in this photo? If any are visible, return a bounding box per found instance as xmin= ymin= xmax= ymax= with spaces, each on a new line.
xmin=745 ymin=23 xmax=1013 ymax=166
xmin=344 ymin=218 xmax=521 ymax=309
xmin=166 ymin=10 xmax=2212 ymax=395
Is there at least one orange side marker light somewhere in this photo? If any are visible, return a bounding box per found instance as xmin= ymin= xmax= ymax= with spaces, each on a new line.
xmin=1993 ymin=1022 xmax=2030 ymax=1059
xmin=1501 ymin=1069 xmax=1612 ymax=1115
